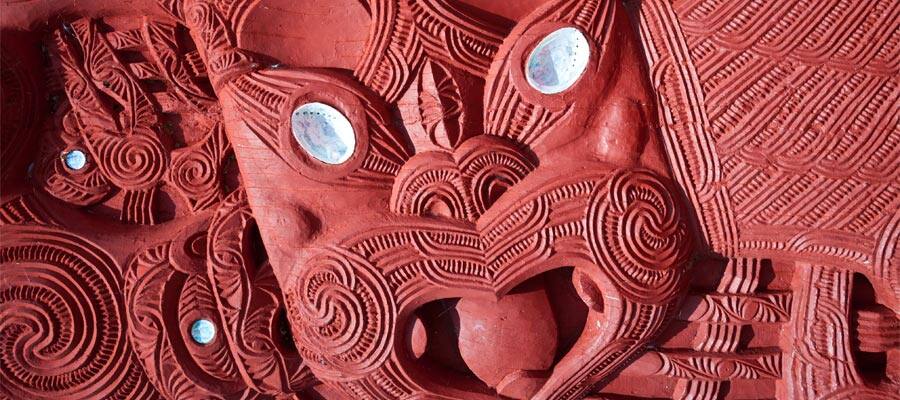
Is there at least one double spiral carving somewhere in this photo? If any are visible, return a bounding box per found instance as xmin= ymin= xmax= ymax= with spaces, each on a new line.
xmin=0 ymin=227 xmax=151 ymax=399
xmin=92 ymin=133 xmax=168 ymax=190
xmin=286 ymin=249 xmax=394 ymax=382
xmin=587 ymin=170 xmax=692 ymax=304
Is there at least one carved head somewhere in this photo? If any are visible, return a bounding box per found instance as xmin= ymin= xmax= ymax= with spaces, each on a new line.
xmin=179 ymin=0 xmax=694 ymax=397
xmin=5 ymin=0 xmax=900 ymax=399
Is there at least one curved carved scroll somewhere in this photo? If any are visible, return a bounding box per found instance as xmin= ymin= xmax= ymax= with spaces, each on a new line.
xmin=125 ymin=209 xmax=315 ymax=399
xmin=286 ymin=247 xmax=396 ymax=382
xmin=36 ymin=15 xmax=229 ymax=224
xmin=126 ymin=237 xmax=246 ymax=399
xmin=0 ymin=227 xmax=159 ymax=400
xmin=586 ymin=169 xmax=692 ymax=304
xmin=206 ymin=189 xmax=314 ymax=393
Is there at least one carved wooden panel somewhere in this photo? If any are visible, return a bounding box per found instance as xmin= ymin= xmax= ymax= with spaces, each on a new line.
xmin=1 ymin=0 xmax=897 ymax=399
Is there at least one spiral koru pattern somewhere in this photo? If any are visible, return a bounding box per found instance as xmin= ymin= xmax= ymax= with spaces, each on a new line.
xmin=170 ymin=145 xmax=218 ymax=201
xmin=92 ymin=133 xmax=168 ymax=190
xmin=0 ymin=226 xmax=153 ymax=399
xmin=586 ymin=169 xmax=692 ymax=304
xmin=286 ymin=248 xmax=394 ymax=382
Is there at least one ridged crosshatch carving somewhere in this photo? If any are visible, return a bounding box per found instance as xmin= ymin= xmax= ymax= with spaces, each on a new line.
xmin=1 ymin=0 xmax=897 ymax=399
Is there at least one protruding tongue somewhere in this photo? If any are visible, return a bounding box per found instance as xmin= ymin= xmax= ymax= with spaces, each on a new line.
xmin=456 ymin=277 xmax=558 ymax=399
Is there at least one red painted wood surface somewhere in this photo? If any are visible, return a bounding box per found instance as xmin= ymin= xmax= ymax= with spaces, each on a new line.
xmin=1 ymin=1 xmax=897 ymax=398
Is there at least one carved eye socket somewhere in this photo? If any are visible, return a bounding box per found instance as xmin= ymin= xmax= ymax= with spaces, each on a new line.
xmin=290 ymin=102 xmax=356 ymax=165
xmin=62 ymin=149 xmax=87 ymax=171
xmin=525 ymin=27 xmax=590 ymax=94
xmin=190 ymin=318 xmax=216 ymax=345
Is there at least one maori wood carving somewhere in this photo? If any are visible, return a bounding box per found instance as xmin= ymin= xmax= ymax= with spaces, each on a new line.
xmin=1 ymin=0 xmax=898 ymax=399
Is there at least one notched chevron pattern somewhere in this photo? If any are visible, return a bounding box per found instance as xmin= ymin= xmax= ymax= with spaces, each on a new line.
xmin=640 ymin=0 xmax=900 ymax=300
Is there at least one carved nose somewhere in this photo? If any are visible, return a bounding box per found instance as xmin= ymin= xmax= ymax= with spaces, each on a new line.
xmin=391 ymin=135 xmax=536 ymax=223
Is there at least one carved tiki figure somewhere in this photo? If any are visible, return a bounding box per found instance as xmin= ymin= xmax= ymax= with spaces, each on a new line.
xmin=0 ymin=0 xmax=898 ymax=399
xmin=166 ymin=0 xmax=696 ymax=397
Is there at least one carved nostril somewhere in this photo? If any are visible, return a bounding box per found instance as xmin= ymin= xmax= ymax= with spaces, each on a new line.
xmin=485 ymin=179 xmax=510 ymax=205
xmin=473 ymin=175 xmax=514 ymax=214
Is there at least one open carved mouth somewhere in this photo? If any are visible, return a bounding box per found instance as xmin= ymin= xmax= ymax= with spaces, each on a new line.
xmin=284 ymin=168 xmax=692 ymax=398
xmin=407 ymin=267 xmax=590 ymax=398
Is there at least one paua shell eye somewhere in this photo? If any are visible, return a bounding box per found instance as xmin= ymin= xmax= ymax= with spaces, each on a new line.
xmin=290 ymin=102 xmax=356 ymax=165
xmin=190 ymin=318 xmax=216 ymax=345
xmin=63 ymin=149 xmax=87 ymax=170
xmin=525 ymin=27 xmax=590 ymax=94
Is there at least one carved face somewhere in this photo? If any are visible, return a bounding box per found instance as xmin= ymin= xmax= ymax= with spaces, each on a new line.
xmin=4 ymin=0 xmax=899 ymax=399
xmin=0 ymin=0 xmax=693 ymax=398
xmin=173 ymin=0 xmax=694 ymax=397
